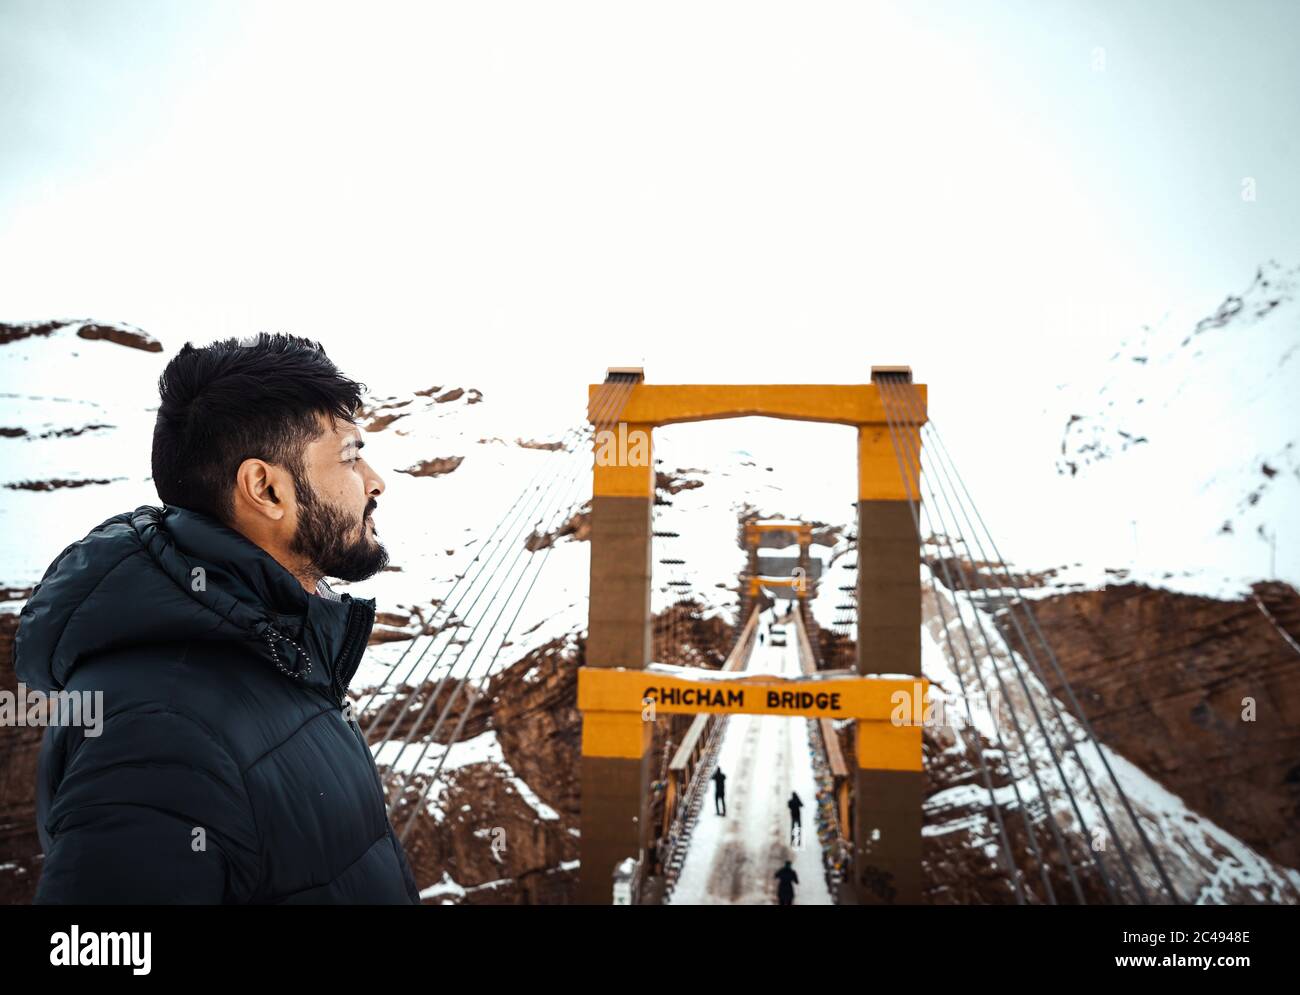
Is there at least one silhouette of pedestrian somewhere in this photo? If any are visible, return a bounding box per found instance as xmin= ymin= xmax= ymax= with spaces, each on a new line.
xmin=788 ymin=791 xmax=803 ymax=844
xmin=712 ymin=767 xmax=727 ymax=816
xmin=774 ymin=860 xmax=799 ymax=906
xmin=759 ymin=631 xmax=765 ymax=645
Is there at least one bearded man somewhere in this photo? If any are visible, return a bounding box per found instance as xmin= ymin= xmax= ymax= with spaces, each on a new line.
xmin=15 ymin=332 xmax=421 ymax=904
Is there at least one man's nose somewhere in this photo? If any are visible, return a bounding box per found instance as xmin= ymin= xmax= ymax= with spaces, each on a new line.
xmin=368 ymin=466 xmax=385 ymax=497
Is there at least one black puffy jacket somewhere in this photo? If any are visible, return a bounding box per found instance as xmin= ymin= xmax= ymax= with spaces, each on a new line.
xmin=14 ymin=504 xmax=422 ymax=904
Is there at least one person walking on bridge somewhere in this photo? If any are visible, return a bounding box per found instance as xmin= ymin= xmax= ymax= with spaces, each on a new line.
xmin=774 ymin=860 xmax=799 ymax=906
xmin=712 ymin=766 xmax=727 ymax=816
xmin=788 ymin=791 xmax=803 ymax=845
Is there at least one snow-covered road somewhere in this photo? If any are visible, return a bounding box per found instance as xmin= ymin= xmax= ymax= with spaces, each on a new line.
xmin=668 ymin=626 xmax=833 ymax=905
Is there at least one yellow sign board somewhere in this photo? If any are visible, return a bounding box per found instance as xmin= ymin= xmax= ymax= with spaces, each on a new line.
xmin=578 ymin=667 xmax=930 ymax=721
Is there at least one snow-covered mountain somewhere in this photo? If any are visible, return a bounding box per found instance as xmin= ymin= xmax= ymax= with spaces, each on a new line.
xmin=2 ymin=266 xmax=1298 ymax=903
xmin=1041 ymin=260 xmax=1300 ymax=599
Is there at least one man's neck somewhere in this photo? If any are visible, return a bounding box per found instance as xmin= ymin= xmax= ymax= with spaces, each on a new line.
xmin=226 ymin=516 xmax=321 ymax=594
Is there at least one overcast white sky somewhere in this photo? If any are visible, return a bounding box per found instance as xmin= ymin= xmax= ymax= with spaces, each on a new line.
xmin=2 ymin=0 xmax=1298 ymax=557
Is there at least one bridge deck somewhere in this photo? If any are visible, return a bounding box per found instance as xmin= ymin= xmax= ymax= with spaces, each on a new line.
xmin=667 ymin=632 xmax=833 ymax=906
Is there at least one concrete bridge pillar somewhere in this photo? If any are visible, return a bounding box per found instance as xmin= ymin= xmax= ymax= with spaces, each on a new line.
xmin=578 ymin=396 xmax=656 ymax=903
xmin=851 ymin=370 xmax=924 ymax=904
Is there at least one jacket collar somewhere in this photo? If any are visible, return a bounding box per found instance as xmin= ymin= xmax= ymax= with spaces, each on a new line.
xmin=158 ymin=505 xmax=375 ymax=698
xmin=14 ymin=503 xmax=376 ymax=696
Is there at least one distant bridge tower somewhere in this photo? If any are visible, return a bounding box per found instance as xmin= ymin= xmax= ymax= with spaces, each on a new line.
xmin=743 ymin=519 xmax=817 ymax=609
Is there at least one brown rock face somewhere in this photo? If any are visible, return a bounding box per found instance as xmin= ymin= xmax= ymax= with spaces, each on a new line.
xmin=0 ymin=321 xmax=62 ymax=345
xmin=4 ymin=478 xmax=122 ymax=491
xmin=918 ymin=721 xmax=1019 ymax=904
xmin=364 ymin=411 xmax=410 ymax=432
xmin=395 ymin=762 xmax=578 ymax=904
xmin=486 ymin=635 xmax=584 ymax=822
xmin=356 ymin=397 xmax=413 ymax=432
xmin=366 ymin=606 xmax=443 ymax=645
xmin=655 ymin=470 xmax=704 ymax=496
xmin=651 ymin=599 xmax=732 ymax=669
xmin=918 ymin=721 xmax=1116 ymax=905
xmin=411 ymin=386 xmax=483 ymax=404
xmin=30 ymin=424 xmax=115 ymax=439
xmin=74 ymin=323 xmax=163 ymax=352
xmin=997 ymin=580 xmax=1300 ymax=872
xmin=0 ymin=610 xmax=43 ymax=904
xmin=364 ymin=678 xmax=492 ymax=746
xmin=1 ymin=319 xmax=160 ymax=353
xmin=515 ymin=438 xmax=565 ymax=451
xmin=376 ymin=608 xmax=736 ymax=904
xmin=379 ymin=633 xmax=585 ymax=904
xmin=526 ymin=504 xmax=591 ymax=551
xmin=833 ymin=707 xmax=1111 ymax=904
xmin=816 ymin=574 xmax=1300 ymax=904
xmin=398 ymin=456 xmax=464 ymax=478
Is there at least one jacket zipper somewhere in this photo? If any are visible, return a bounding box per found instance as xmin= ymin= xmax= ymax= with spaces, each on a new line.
xmin=331 ymin=598 xmax=375 ymax=706
xmin=275 ymin=598 xmax=403 ymax=888
xmin=331 ymin=604 xmax=414 ymax=900
xmin=331 ymin=600 xmax=391 ymax=814
xmin=343 ymin=704 xmax=388 ymax=807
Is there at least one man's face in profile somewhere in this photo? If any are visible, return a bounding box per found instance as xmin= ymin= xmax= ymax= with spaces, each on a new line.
xmin=288 ymin=413 xmax=389 ymax=582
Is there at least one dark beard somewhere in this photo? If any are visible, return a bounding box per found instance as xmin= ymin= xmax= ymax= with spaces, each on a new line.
xmin=288 ymin=474 xmax=389 ymax=583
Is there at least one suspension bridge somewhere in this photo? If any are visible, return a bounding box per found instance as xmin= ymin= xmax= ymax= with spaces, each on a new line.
xmin=350 ymin=367 xmax=1183 ymax=905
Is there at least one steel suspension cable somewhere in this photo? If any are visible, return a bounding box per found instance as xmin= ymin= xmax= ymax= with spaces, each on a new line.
xmin=389 ymin=378 xmax=637 ymax=834
xmin=374 ymin=375 xmax=633 ymax=774
xmin=916 ymin=393 xmax=1182 ymax=903
xmin=362 ymin=456 xmax=571 ymax=739
xmin=880 ymin=377 xmax=1103 ymax=904
xmin=383 ymin=449 xmax=604 ymax=798
xmin=365 ymin=409 xmax=611 ymax=754
xmin=919 ymin=554 xmax=1028 ymax=903
xmin=378 ymin=377 xmax=636 ymax=804
xmin=357 ymin=419 xmax=590 ymax=732
xmin=874 ymin=375 xmax=1064 ymax=903
xmin=397 ymin=512 xmax=565 ymax=842
xmin=360 ymin=387 xmax=631 ymax=739
xmin=884 ymin=379 xmax=1142 ymax=903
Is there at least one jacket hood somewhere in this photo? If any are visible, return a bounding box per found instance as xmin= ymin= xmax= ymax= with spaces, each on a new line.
xmin=15 ymin=504 xmax=373 ymax=694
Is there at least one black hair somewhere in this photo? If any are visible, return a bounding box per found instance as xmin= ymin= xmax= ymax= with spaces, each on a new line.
xmin=151 ymin=332 xmax=367 ymax=524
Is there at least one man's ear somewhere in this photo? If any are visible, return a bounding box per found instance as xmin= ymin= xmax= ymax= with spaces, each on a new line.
xmin=233 ymin=458 xmax=291 ymax=523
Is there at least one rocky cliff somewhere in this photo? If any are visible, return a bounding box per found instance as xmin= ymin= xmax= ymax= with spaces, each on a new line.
xmin=0 ymin=603 xmax=42 ymax=904
xmin=997 ymin=580 xmax=1300 ymax=873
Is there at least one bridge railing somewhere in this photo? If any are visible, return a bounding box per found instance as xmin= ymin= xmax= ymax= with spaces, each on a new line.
xmin=793 ymin=605 xmax=853 ymax=897
xmin=664 ymin=605 xmax=758 ymax=827
xmin=652 ymin=606 xmax=760 ymax=891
